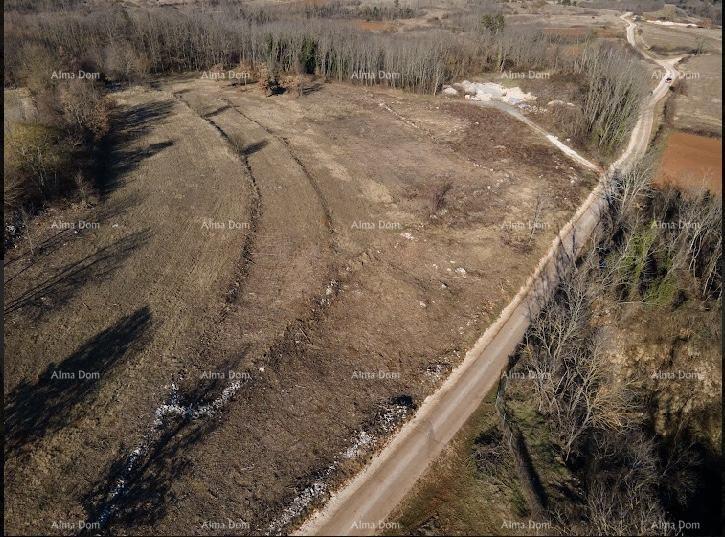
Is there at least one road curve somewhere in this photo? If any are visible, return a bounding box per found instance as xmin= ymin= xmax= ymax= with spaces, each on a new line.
xmin=295 ymin=14 xmax=682 ymax=536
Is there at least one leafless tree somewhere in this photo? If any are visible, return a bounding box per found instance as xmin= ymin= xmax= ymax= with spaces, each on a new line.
xmin=525 ymin=254 xmax=635 ymax=460
xmin=585 ymin=430 xmax=671 ymax=536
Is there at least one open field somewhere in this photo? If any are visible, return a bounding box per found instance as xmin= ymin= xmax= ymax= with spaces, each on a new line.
xmin=4 ymin=83 xmax=255 ymax=533
xmin=670 ymin=53 xmax=723 ymax=136
xmin=335 ymin=12 xmax=721 ymax=537
xmin=650 ymin=21 xmax=722 ymax=197
xmin=4 ymin=74 xmax=597 ymax=534
xmin=655 ymin=130 xmax=722 ymax=194
xmin=509 ymin=6 xmax=625 ymax=31
xmin=4 ymin=1 xmax=721 ymax=535
xmin=639 ymin=20 xmax=722 ymax=54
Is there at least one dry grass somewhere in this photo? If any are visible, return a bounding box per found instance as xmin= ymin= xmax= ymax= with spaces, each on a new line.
xmin=670 ymin=53 xmax=722 ymax=136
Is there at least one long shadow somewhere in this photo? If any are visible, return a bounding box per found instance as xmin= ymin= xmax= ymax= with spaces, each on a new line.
xmin=4 ymin=306 xmax=153 ymax=456
xmin=95 ymin=99 xmax=175 ymax=198
xmin=4 ymin=229 xmax=151 ymax=320
xmin=4 ymin=193 xmax=142 ymax=284
xmin=3 ymin=228 xmax=76 ymax=276
xmin=299 ymin=82 xmax=324 ymax=96
xmin=240 ymin=139 xmax=269 ymax=156
xmin=81 ymin=362 xmax=248 ymax=532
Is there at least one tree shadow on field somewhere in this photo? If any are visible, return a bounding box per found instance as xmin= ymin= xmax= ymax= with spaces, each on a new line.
xmin=4 ymin=306 xmax=153 ymax=456
xmin=95 ymin=99 xmax=175 ymax=197
xmin=4 ymin=193 xmax=142 ymax=282
xmin=240 ymin=139 xmax=268 ymax=156
xmin=82 ymin=362 xmax=248 ymax=532
xmin=299 ymin=81 xmax=324 ymax=97
xmin=3 ymin=227 xmax=76 ymax=275
xmin=3 ymin=229 xmax=151 ymax=320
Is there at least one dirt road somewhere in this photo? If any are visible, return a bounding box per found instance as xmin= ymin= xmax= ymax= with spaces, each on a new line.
xmin=297 ymin=14 xmax=682 ymax=536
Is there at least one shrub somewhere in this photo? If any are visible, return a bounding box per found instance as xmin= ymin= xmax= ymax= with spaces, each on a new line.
xmin=17 ymin=43 xmax=62 ymax=94
xmin=4 ymin=122 xmax=71 ymax=204
xmin=58 ymin=80 xmax=112 ymax=140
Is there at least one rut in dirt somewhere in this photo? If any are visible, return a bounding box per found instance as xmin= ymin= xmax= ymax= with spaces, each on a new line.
xmin=81 ymin=93 xmax=267 ymax=532
xmin=221 ymin=98 xmax=338 ymax=252
xmin=174 ymin=91 xmax=263 ymax=306
xmin=83 ymin=91 xmax=348 ymax=533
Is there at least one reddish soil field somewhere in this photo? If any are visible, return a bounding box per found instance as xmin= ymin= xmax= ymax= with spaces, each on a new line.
xmin=656 ymin=131 xmax=722 ymax=195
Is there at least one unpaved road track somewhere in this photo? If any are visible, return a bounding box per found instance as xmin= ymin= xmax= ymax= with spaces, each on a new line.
xmin=297 ymin=14 xmax=682 ymax=536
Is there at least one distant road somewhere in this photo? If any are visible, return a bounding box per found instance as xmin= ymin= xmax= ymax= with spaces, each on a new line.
xmin=296 ymin=13 xmax=682 ymax=536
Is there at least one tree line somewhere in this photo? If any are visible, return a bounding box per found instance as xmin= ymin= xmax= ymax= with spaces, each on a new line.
xmin=4 ymin=2 xmax=647 ymax=233
xmin=507 ymin=159 xmax=721 ymax=534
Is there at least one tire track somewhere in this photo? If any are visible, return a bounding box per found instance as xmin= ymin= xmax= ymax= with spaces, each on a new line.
xmin=220 ymin=98 xmax=338 ymax=254
xmin=80 ymin=90 xmax=262 ymax=533
xmin=84 ymin=90 xmax=351 ymax=533
xmin=178 ymin=92 xmax=344 ymax=339
xmin=173 ymin=92 xmax=263 ymax=305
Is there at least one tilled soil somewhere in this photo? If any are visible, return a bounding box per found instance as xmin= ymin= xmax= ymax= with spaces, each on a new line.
xmin=4 ymin=77 xmax=597 ymax=535
xmin=655 ymin=130 xmax=722 ymax=195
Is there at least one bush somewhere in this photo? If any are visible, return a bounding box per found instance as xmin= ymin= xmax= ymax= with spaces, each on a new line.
xmin=58 ymin=80 xmax=112 ymax=140
xmin=17 ymin=43 xmax=62 ymax=94
xmin=4 ymin=51 xmax=112 ymax=237
xmin=480 ymin=14 xmax=505 ymax=33
xmin=4 ymin=122 xmax=71 ymax=205
xmin=102 ymin=41 xmax=151 ymax=82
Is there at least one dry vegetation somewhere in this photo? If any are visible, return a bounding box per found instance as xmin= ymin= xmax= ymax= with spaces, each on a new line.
xmin=4 ymin=78 xmax=112 ymax=250
xmin=583 ymin=0 xmax=722 ymax=25
xmin=3 ymin=62 xmax=601 ymax=537
xmin=389 ymin=158 xmax=721 ymax=536
xmin=504 ymin=160 xmax=720 ymax=534
xmin=4 ymin=1 xmax=720 ymax=535
xmin=4 ymin=1 xmax=646 ymax=140
xmin=3 ymin=0 xmax=649 ymax=252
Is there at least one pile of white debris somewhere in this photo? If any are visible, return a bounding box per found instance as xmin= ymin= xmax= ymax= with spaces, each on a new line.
xmin=441 ymin=81 xmax=536 ymax=105
xmin=647 ymin=19 xmax=698 ymax=27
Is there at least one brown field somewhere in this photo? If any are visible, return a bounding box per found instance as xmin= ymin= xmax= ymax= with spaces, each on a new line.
xmin=507 ymin=5 xmax=623 ymax=27
xmin=670 ymin=53 xmax=723 ymax=136
xmin=7 ymin=1 xmax=718 ymax=534
xmin=542 ymin=25 xmax=623 ymax=38
xmin=655 ymin=130 xmax=722 ymax=195
xmin=3 ymin=75 xmax=598 ymax=535
xmin=354 ymin=19 xmax=398 ymax=32
xmin=639 ymin=21 xmax=722 ymax=55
